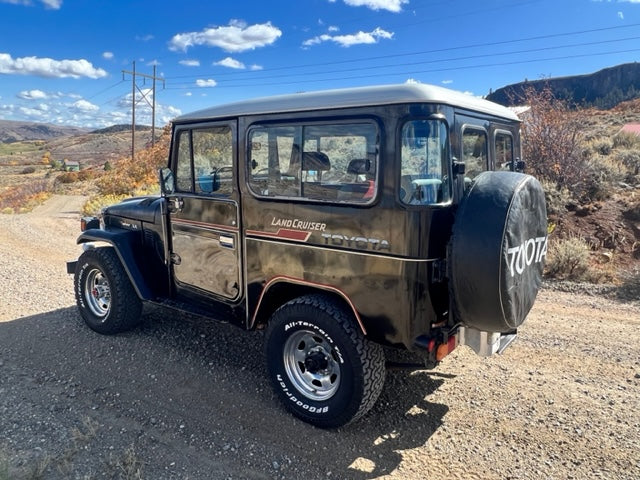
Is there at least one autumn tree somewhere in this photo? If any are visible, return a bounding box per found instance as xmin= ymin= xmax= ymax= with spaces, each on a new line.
xmin=518 ymin=86 xmax=586 ymax=194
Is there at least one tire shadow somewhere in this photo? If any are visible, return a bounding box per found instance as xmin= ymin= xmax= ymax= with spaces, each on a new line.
xmin=1 ymin=305 xmax=451 ymax=479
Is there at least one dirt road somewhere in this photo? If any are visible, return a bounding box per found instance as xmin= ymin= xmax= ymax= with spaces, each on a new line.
xmin=0 ymin=196 xmax=639 ymax=479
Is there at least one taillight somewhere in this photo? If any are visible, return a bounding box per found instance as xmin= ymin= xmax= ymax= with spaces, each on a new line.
xmin=436 ymin=335 xmax=457 ymax=361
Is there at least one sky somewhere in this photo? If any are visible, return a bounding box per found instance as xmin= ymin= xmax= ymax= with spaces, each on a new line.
xmin=0 ymin=0 xmax=639 ymax=129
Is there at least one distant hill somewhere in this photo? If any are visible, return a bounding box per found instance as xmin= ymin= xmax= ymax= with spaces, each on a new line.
xmin=0 ymin=120 xmax=88 ymax=143
xmin=486 ymin=63 xmax=640 ymax=109
xmin=91 ymin=124 xmax=153 ymax=134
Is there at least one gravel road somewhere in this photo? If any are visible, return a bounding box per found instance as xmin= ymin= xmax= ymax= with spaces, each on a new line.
xmin=1 ymin=195 xmax=639 ymax=479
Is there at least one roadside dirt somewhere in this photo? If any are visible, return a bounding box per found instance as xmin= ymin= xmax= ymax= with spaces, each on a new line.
xmin=0 ymin=196 xmax=639 ymax=479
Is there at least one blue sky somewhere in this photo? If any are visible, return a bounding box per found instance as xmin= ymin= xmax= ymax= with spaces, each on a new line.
xmin=1 ymin=0 xmax=639 ymax=128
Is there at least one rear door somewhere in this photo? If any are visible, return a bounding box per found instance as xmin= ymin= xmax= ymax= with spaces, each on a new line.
xmin=166 ymin=121 xmax=242 ymax=301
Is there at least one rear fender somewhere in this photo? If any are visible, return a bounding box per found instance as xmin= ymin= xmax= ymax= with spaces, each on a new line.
xmin=76 ymin=228 xmax=153 ymax=300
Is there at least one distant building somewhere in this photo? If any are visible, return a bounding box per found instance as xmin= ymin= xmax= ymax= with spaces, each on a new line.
xmin=63 ymin=160 xmax=80 ymax=172
xmin=620 ymin=124 xmax=640 ymax=137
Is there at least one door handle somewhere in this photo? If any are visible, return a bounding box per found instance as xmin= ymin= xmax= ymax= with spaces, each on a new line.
xmin=168 ymin=197 xmax=184 ymax=213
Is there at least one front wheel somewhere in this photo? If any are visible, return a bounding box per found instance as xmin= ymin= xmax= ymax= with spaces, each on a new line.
xmin=74 ymin=247 xmax=142 ymax=334
xmin=264 ymin=294 xmax=385 ymax=428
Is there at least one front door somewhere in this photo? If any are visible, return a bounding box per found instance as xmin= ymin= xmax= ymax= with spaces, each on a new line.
xmin=167 ymin=121 xmax=241 ymax=301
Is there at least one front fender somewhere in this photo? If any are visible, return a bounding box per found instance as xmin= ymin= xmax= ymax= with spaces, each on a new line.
xmin=76 ymin=228 xmax=153 ymax=300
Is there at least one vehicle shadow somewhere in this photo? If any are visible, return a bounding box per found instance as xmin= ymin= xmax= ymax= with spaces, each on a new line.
xmin=0 ymin=305 xmax=450 ymax=479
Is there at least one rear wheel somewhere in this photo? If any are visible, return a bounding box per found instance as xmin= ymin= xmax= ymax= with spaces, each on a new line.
xmin=74 ymin=247 xmax=142 ymax=334
xmin=264 ymin=294 xmax=385 ymax=428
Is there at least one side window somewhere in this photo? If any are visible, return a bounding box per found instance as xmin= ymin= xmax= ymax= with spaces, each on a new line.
xmin=462 ymin=127 xmax=488 ymax=181
xmin=248 ymin=122 xmax=378 ymax=204
xmin=400 ymin=119 xmax=450 ymax=205
xmin=175 ymin=130 xmax=193 ymax=192
xmin=192 ymin=127 xmax=233 ymax=196
xmin=495 ymin=132 xmax=514 ymax=171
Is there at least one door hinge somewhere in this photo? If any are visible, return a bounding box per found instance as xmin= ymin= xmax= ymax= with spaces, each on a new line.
xmin=170 ymin=253 xmax=181 ymax=265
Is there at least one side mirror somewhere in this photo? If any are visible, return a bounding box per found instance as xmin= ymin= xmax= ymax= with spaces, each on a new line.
xmin=514 ymin=158 xmax=526 ymax=172
xmin=159 ymin=167 xmax=175 ymax=195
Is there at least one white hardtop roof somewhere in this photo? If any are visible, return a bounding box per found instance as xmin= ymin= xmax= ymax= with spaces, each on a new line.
xmin=175 ymin=83 xmax=519 ymax=123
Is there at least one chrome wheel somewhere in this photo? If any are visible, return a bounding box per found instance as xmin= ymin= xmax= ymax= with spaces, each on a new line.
xmin=283 ymin=329 xmax=341 ymax=401
xmin=84 ymin=267 xmax=111 ymax=319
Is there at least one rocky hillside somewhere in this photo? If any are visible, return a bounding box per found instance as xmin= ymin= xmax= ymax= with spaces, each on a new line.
xmin=487 ymin=62 xmax=640 ymax=109
xmin=0 ymin=120 xmax=88 ymax=143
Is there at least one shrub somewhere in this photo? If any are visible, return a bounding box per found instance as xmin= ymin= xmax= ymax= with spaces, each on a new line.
xmin=56 ymin=172 xmax=79 ymax=184
xmin=21 ymin=166 xmax=36 ymax=174
xmin=582 ymin=155 xmax=627 ymax=201
xmin=612 ymin=131 xmax=640 ymax=150
xmin=592 ymin=138 xmax=613 ymax=156
xmin=518 ymin=86 xmax=586 ymax=194
xmin=0 ymin=179 xmax=51 ymax=212
xmin=615 ymin=148 xmax=640 ymax=177
xmin=96 ymin=125 xmax=170 ymax=196
xmin=545 ymin=236 xmax=591 ymax=280
xmin=540 ymin=179 xmax=571 ymax=216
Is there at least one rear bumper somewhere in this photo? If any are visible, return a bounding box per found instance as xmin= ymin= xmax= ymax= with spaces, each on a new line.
xmin=457 ymin=327 xmax=518 ymax=357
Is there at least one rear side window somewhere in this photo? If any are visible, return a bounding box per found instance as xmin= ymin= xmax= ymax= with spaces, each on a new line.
xmin=400 ymin=119 xmax=450 ymax=205
xmin=248 ymin=122 xmax=378 ymax=204
xmin=462 ymin=127 xmax=488 ymax=181
xmin=495 ymin=131 xmax=514 ymax=171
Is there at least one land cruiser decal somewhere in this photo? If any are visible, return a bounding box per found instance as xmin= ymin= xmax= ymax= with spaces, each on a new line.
xmin=507 ymin=235 xmax=548 ymax=277
xmin=271 ymin=217 xmax=327 ymax=232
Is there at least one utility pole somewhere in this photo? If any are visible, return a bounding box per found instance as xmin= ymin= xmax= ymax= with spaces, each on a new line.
xmin=122 ymin=61 xmax=165 ymax=160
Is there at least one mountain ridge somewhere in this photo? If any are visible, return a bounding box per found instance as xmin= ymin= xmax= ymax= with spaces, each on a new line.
xmin=486 ymin=62 xmax=640 ymax=109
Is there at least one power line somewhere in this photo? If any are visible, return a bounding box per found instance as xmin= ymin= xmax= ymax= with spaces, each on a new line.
xmin=165 ymin=22 xmax=640 ymax=82
xmin=165 ymin=46 xmax=640 ymax=90
xmin=165 ymin=35 xmax=640 ymax=88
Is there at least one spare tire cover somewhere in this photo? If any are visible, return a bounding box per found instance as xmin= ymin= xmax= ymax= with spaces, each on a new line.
xmin=449 ymin=171 xmax=547 ymax=332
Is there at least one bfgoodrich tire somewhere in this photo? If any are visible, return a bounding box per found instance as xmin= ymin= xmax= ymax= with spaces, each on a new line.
xmin=74 ymin=247 xmax=142 ymax=334
xmin=449 ymin=171 xmax=548 ymax=332
xmin=264 ymin=294 xmax=385 ymax=428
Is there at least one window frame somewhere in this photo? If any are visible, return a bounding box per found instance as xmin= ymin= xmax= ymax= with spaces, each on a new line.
xmin=398 ymin=116 xmax=452 ymax=208
xmin=460 ymin=124 xmax=489 ymax=180
xmin=172 ymin=124 xmax=235 ymax=197
xmin=245 ymin=118 xmax=381 ymax=205
xmin=494 ymin=129 xmax=515 ymax=172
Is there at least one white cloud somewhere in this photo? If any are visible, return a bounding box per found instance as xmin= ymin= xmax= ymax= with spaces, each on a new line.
xmin=0 ymin=53 xmax=107 ymax=78
xmin=214 ymin=57 xmax=245 ymax=69
xmin=405 ymin=78 xmax=421 ymax=84
xmin=441 ymin=80 xmax=453 ymax=85
xmin=1 ymin=0 xmax=62 ymax=9
xmin=328 ymin=26 xmax=340 ymax=32
xmin=41 ymin=0 xmax=61 ymax=8
xmin=169 ymin=19 xmax=282 ymax=53
xmin=102 ymin=51 xmax=114 ymax=60
xmin=135 ymin=34 xmax=154 ymax=42
xmin=72 ymin=99 xmax=99 ymax=112
xmin=249 ymin=64 xmax=263 ymax=71
xmin=303 ymin=27 xmax=393 ymax=47
xmin=179 ymin=59 xmax=200 ymax=67
xmin=17 ymin=89 xmax=49 ymax=100
xmin=343 ymin=0 xmax=408 ymax=12
xmin=196 ymin=79 xmax=217 ymax=87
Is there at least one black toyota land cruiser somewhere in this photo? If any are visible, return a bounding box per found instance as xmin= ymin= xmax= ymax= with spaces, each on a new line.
xmin=68 ymin=84 xmax=547 ymax=428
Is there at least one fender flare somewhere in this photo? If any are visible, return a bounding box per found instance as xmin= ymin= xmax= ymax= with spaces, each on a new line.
xmin=76 ymin=228 xmax=153 ymax=300
xmin=250 ymin=276 xmax=367 ymax=335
